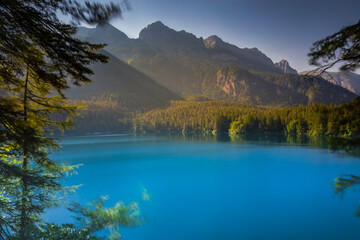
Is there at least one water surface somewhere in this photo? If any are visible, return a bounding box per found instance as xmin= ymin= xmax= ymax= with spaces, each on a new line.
xmin=49 ymin=134 xmax=360 ymax=240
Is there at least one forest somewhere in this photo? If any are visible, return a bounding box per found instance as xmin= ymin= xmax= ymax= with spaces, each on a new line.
xmin=131 ymin=97 xmax=360 ymax=137
xmin=69 ymin=96 xmax=360 ymax=139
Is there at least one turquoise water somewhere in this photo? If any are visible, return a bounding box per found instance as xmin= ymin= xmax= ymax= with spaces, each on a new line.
xmin=49 ymin=134 xmax=360 ymax=240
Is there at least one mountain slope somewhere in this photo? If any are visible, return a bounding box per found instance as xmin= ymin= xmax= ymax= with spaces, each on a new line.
xmin=299 ymin=71 xmax=360 ymax=95
xmin=202 ymin=66 xmax=356 ymax=105
xmin=67 ymin=50 xmax=181 ymax=109
xmin=76 ymin=22 xmax=130 ymax=45
xmin=74 ymin=22 xmax=357 ymax=106
xmin=75 ymin=21 xmax=282 ymax=95
xmin=203 ymin=35 xmax=279 ymax=73
xmin=201 ymin=66 xmax=305 ymax=105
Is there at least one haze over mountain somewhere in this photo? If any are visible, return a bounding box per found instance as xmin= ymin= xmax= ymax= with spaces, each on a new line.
xmin=104 ymin=0 xmax=360 ymax=73
xmin=74 ymin=21 xmax=357 ymax=106
xmin=67 ymin=49 xmax=181 ymax=109
xmin=300 ymin=71 xmax=360 ymax=96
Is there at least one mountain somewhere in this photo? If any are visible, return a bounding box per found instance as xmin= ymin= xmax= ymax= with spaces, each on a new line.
xmin=201 ymin=66 xmax=306 ymax=105
xmin=74 ymin=21 xmax=357 ymax=106
xmin=201 ymin=66 xmax=355 ymax=106
xmin=299 ymin=71 xmax=360 ymax=95
xmin=139 ymin=21 xmax=206 ymax=53
xmin=203 ymin=35 xmax=278 ymax=72
xmin=75 ymin=21 xmax=281 ymax=95
xmin=76 ymin=22 xmax=130 ymax=45
xmin=275 ymin=59 xmax=298 ymax=74
xmin=66 ymin=50 xmax=181 ymax=110
xmin=325 ymin=72 xmax=360 ymax=95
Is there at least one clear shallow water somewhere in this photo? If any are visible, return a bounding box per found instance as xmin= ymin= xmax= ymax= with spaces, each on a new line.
xmin=48 ymin=134 xmax=360 ymax=240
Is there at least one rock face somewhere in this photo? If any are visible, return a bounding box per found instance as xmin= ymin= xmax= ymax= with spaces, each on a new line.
xmin=299 ymin=71 xmax=360 ymax=95
xmin=324 ymin=72 xmax=360 ymax=95
xmin=207 ymin=66 xmax=357 ymax=105
xmin=204 ymin=35 xmax=227 ymax=49
xmin=275 ymin=60 xmax=298 ymax=74
xmin=216 ymin=68 xmax=252 ymax=96
xmin=210 ymin=66 xmax=309 ymax=105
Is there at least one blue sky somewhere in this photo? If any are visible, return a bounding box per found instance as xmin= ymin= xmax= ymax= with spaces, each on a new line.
xmin=88 ymin=0 xmax=360 ymax=72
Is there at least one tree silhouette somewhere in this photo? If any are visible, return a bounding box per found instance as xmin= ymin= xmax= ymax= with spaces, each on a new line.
xmin=0 ymin=1 xmax=140 ymax=239
xmin=308 ymin=19 xmax=360 ymax=74
xmin=308 ymin=18 xmax=360 ymax=217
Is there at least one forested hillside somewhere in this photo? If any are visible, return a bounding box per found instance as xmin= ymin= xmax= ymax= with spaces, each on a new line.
xmin=132 ymin=97 xmax=360 ymax=137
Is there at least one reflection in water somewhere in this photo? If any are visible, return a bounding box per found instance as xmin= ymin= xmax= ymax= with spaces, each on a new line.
xmin=334 ymin=174 xmax=360 ymax=216
xmin=138 ymin=132 xmax=360 ymax=158
xmin=327 ymin=137 xmax=360 ymax=156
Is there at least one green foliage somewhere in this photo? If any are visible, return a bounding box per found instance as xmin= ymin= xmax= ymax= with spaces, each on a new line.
xmin=36 ymin=224 xmax=99 ymax=240
xmin=132 ymin=101 xmax=252 ymax=133
xmin=184 ymin=95 xmax=214 ymax=101
xmin=131 ymin=98 xmax=360 ymax=138
xmin=31 ymin=197 xmax=142 ymax=240
xmin=286 ymin=120 xmax=298 ymax=135
xmin=334 ymin=175 xmax=360 ymax=217
xmin=309 ymin=19 xmax=360 ymax=72
xmin=0 ymin=0 xmax=139 ymax=239
xmin=70 ymin=196 xmax=143 ymax=240
xmin=213 ymin=115 xmax=231 ymax=133
xmin=307 ymin=20 xmax=360 ymax=217
xmin=229 ymin=121 xmax=245 ymax=135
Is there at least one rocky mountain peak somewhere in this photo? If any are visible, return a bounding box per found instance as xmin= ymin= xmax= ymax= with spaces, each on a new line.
xmin=275 ymin=59 xmax=297 ymax=74
xmin=138 ymin=21 xmax=205 ymax=51
xmin=94 ymin=22 xmax=129 ymax=41
xmin=139 ymin=21 xmax=173 ymax=40
xmin=75 ymin=22 xmax=129 ymax=45
xmin=151 ymin=21 xmax=166 ymax=27
xmin=204 ymin=35 xmax=276 ymax=69
xmin=204 ymin=35 xmax=224 ymax=48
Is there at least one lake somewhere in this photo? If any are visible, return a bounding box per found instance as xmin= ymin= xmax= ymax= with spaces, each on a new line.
xmin=48 ymin=133 xmax=360 ymax=240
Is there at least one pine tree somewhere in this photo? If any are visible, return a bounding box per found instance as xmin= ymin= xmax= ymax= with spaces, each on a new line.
xmin=0 ymin=1 xmax=140 ymax=239
xmin=308 ymin=19 xmax=360 ymax=73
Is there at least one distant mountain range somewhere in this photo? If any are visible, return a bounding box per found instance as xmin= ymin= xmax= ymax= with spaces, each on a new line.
xmin=72 ymin=21 xmax=357 ymax=107
xmin=300 ymin=70 xmax=360 ymax=95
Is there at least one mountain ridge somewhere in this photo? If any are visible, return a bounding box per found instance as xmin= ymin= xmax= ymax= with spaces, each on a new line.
xmin=73 ymin=21 xmax=357 ymax=106
xmin=76 ymin=21 xmax=281 ymax=71
xmin=299 ymin=70 xmax=360 ymax=95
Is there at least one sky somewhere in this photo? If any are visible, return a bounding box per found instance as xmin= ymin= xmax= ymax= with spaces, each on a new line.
xmin=87 ymin=0 xmax=360 ymax=72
